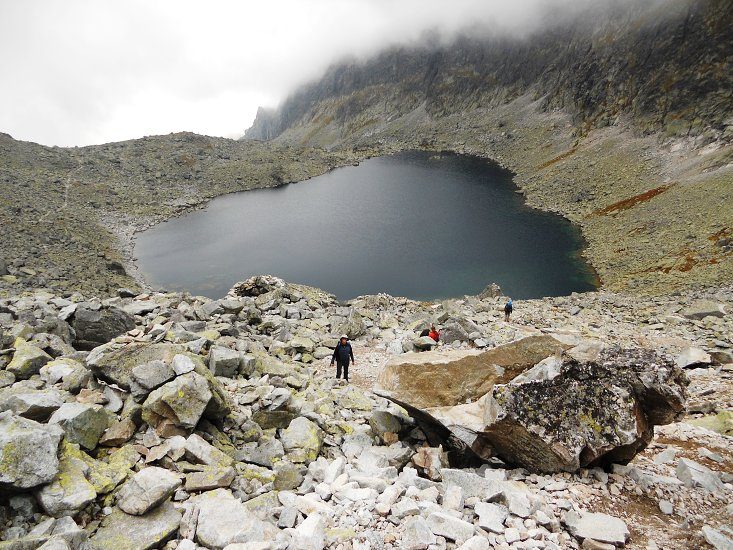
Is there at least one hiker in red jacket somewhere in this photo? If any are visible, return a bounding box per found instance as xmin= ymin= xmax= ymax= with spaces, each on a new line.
xmin=428 ymin=324 xmax=440 ymax=343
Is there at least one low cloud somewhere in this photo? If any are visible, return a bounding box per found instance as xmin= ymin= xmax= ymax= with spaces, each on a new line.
xmin=0 ymin=0 xmax=632 ymax=146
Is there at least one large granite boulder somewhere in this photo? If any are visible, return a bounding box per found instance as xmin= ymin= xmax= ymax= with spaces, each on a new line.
xmin=87 ymin=499 xmax=181 ymax=550
xmin=0 ymin=411 xmax=63 ymax=490
xmin=86 ymin=343 xmax=230 ymax=418
xmin=482 ymin=348 xmax=688 ymax=472
xmin=337 ymin=308 xmax=367 ymax=339
xmin=142 ymin=372 xmax=212 ymax=433
xmin=7 ymin=337 xmax=52 ymax=379
xmin=376 ymin=336 xmax=567 ymax=408
xmin=71 ymin=304 xmax=136 ymax=350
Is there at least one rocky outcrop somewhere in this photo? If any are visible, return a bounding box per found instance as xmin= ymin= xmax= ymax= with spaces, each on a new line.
xmin=482 ymin=348 xmax=688 ymax=473
xmin=375 ymin=335 xmax=567 ymax=408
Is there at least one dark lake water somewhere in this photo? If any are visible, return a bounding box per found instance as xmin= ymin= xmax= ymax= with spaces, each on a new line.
xmin=135 ymin=151 xmax=598 ymax=300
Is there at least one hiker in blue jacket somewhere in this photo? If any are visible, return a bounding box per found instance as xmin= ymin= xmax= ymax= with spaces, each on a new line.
xmin=504 ymin=298 xmax=513 ymax=322
xmin=331 ymin=334 xmax=355 ymax=382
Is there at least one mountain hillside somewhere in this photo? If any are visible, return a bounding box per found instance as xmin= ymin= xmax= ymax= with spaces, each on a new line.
xmin=244 ymin=0 xmax=733 ymax=295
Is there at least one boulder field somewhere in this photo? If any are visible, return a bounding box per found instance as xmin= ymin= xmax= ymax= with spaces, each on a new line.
xmin=0 ymin=275 xmax=730 ymax=549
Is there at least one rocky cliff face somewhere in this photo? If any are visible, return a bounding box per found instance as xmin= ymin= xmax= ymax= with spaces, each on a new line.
xmin=242 ymin=0 xmax=733 ymax=296
xmin=246 ymin=0 xmax=733 ymax=143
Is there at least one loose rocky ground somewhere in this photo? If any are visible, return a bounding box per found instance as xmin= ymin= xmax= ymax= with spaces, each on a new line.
xmin=0 ymin=275 xmax=730 ymax=549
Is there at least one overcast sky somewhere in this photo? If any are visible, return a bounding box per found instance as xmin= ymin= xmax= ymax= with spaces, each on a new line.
xmin=0 ymin=0 xmax=580 ymax=147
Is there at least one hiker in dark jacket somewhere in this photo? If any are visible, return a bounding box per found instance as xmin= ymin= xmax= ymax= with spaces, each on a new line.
xmin=331 ymin=334 xmax=355 ymax=382
xmin=504 ymin=298 xmax=513 ymax=322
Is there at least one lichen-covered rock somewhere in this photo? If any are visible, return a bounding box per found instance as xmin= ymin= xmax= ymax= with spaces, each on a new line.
xmin=184 ymin=433 xmax=234 ymax=467
xmin=482 ymin=348 xmax=688 ymax=473
xmin=376 ymin=335 xmax=567 ymax=408
xmin=142 ymin=372 xmax=212 ymax=432
xmin=0 ymin=411 xmax=63 ymax=490
xmin=71 ymin=304 xmax=136 ymax=350
xmin=686 ymin=410 xmax=733 ymax=435
xmin=7 ymin=337 xmax=52 ymax=379
xmin=116 ymin=466 xmax=182 ymax=515
xmin=87 ymin=343 xmax=230 ymax=417
xmin=369 ymin=410 xmax=402 ymax=438
xmin=208 ymin=345 xmax=242 ymax=378
xmin=280 ymin=416 xmax=325 ymax=464
xmin=337 ymin=308 xmax=367 ymax=339
xmin=86 ymin=499 xmax=181 ymax=550
xmin=86 ymin=342 xmax=179 ymax=390
xmin=36 ymin=442 xmax=98 ymax=517
xmin=48 ymin=402 xmax=110 ymax=450
xmin=184 ymin=465 xmax=236 ymax=492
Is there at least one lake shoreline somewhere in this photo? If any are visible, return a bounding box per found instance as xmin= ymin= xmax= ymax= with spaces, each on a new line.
xmin=133 ymin=150 xmax=599 ymax=301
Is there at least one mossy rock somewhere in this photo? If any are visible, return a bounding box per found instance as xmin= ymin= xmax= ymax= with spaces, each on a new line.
xmin=86 ymin=499 xmax=181 ymax=550
xmin=7 ymin=337 xmax=52 ymax=380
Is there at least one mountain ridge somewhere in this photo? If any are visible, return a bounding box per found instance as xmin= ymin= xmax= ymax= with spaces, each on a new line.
xmin=246 ymin=0 xmax=733 ymax=143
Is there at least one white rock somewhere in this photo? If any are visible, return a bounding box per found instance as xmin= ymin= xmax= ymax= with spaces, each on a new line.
xmin=294 ymin=494 xmax=334 ymax=517
xmin=426 ymin=512 xmax=475 ymax=543
xmin=675 ymin=347 xmax=711 ymax=368
xmin=291 ymin=513 xmax=326 ymax=550
xmin=504 ymin=527 xmax=520 ymax=544
xmin=172 ymin=354 xmax=196 ymax=375
xmin=378 ymin=483 xmax=404 ymax=506
xmin=442 ymin=485 xmax=465 ymax=511
xmin=659 ymin=500 xmax=673 ymax=515
xmin=400 ymin=516 xmax=437 ymax=550
xmin=475 ymin=502 xmax=508 ymax=534
xmin=456 ymin=536 xmax=492 ymax=550
xmin=190 ymin=488 xmax=278 ymax=548
xmin=324 ymin=457 xmax=345 ymax=484
xmin=391 ymin=498 xmax=420 ymax=519
xmin=701 ymin=525 xmax=733 ymax=550
xmin=676 ymin=458 xmax=725 ymax=492
xmin=563 ymin=511 xmax=629 ymax=545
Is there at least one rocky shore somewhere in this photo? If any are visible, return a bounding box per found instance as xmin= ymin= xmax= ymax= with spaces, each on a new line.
xmin=0 ymin=275 xmax=731 ymax=549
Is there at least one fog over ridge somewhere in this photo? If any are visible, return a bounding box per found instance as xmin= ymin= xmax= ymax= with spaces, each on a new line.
xmin=0 ymin=0 xmax=660 ymax=146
